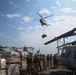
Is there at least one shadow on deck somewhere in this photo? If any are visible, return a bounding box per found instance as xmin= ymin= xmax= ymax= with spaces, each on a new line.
xmin=39 ymin=71 xmax=73 ymax=75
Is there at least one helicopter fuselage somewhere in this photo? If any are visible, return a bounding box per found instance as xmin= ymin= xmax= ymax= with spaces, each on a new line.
xmin=39 ymin=18 xmax=48 ymax=26
xmin=59 ymin=45 xmax=76 ymax=69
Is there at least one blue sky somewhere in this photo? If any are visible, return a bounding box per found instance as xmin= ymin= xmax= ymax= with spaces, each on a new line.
xmin=0 ymin=0 xmax=76 ymax=54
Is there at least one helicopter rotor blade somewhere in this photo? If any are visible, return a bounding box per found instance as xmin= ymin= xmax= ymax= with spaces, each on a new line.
xmin=44 ymin=14 xmax=54 ymax=19
xmin=37 ymin=12 xmax=43 ymax=18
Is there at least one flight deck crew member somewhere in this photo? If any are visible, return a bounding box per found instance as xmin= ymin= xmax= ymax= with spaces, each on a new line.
xmin=53 ymin=53 xmax=59 ymax=68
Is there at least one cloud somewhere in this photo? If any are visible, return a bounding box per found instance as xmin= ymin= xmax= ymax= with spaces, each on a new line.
xmin=17 ymin=25 xmax=42 ymax=32
xmin=17 ymin=14 xmax=76 ymax=54
xmin=10 ymin=2 xmax=13 ymax=4
xmin=3 ymin=14 xmax=21 ymax=18
xmin=25 ymin=26 xmax=34 ymax=31
xmin=0 ymin=33 xmax=5 ymax=38
xmin=52 ymin=15 xmax=76 ymax=31
xmin=72 ymin=0 xmax=76 ymax=2
xmin=6 ymin=36 xmax=11 ymax=39
xmin=29 ymin=13 xmax=32 ymax=15
xmin=60 ymin=8 xmax=76 ymax=13
xmin=18 ymin=30 xmax=45 ymax=52
xmin=12 ymin=25 xmax=16 ymax=28
xmin=53 ymin=15 xmax=76 ymax=26
xmin=20 ymin=21 xmax=24 ymax=24
xmin=17 ymin=27 xmax=24 ymax=30
xmin=0 ymin=33 xmax=11 ymax=39
xmin=10 ymin=1 xmax=20 ymax=7
xmin=37 ymin=0 xmax=41 ymax=1
xmin=27 ymin=0 xmax=31 ymax=2
xmin=51 ymin=7 xmax=56 ymax=9
xmin=23 ymin=16 xmax=31 ymax=22
xmin=39 ymin=8 xmax=51 ymax=14
xmin=14 ymin=4 xmax=20 ymax=7
xmin=25 ymin=25 xmax=43 ymax=33
xmin=56 ymin=1 xmax=62 ymax=6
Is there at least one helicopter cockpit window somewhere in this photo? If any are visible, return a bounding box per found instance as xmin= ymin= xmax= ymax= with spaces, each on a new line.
xmin=61 ymin=49 xmax=66 ymax=58
xmin=61 ymin=53 xmax=66 ymax=58
xmin=62 ymin=49 xmax=66 ymax=54
xmin=74 ymin=50 xmax=76 ymax=59
xmin=67 ymin=51 xmax=71 ymax=58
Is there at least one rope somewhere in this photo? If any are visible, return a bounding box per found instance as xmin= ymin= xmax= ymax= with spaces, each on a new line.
xmin=42 ymin=27 xmax=45 ymax=34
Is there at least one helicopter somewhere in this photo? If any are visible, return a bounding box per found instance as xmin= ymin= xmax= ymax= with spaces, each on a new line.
xmin=37 ymin=12 xmax=54 ymax=38
xmin=37 ymin=12 xmax=54 ymax=26
xmin=59 ymin=45 xmax=76 ymax=69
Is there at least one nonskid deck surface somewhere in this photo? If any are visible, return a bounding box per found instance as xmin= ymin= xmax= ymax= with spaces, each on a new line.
xmin=39 ymin=66 xmax=73 ymax=75
xmin=0 ymin=65 xmax=74 ymax=75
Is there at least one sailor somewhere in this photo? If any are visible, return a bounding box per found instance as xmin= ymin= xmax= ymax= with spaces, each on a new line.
xmin=53 ymin=53 xmax=59 ymax=68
